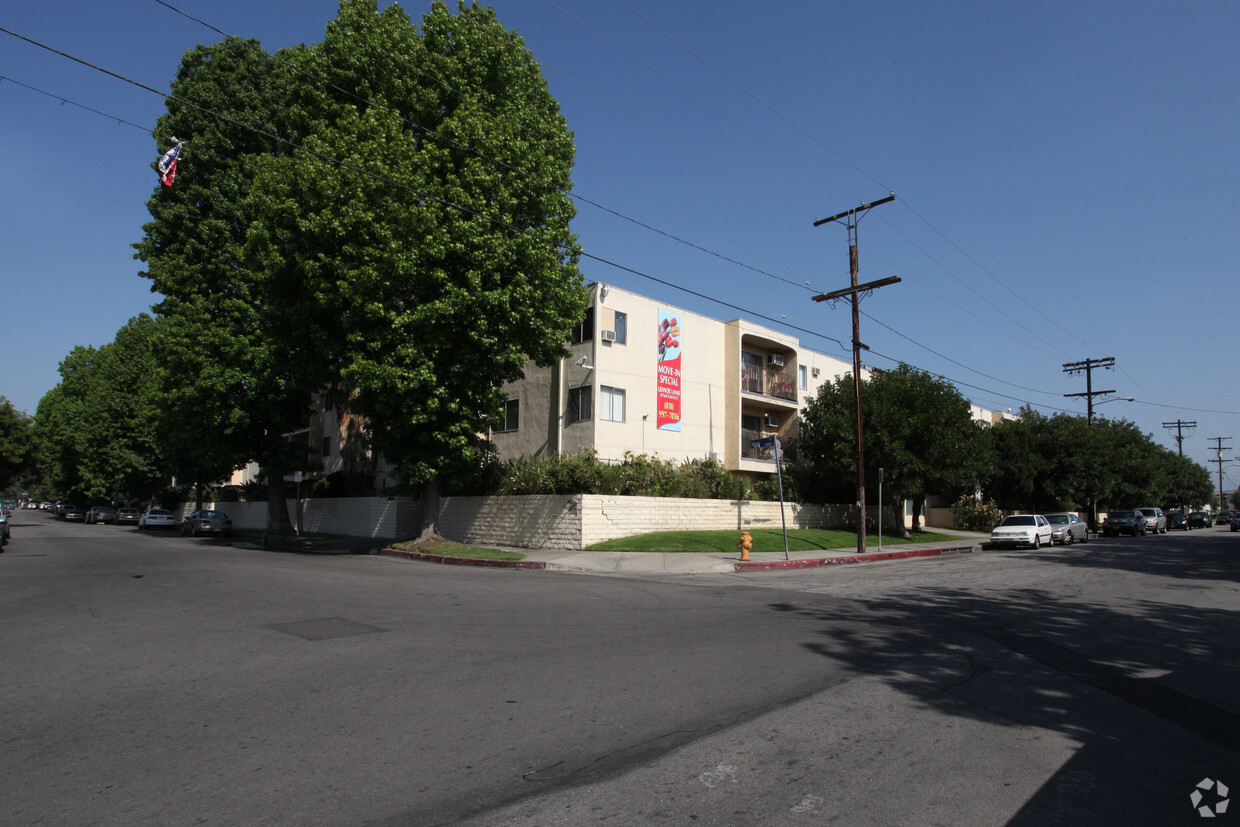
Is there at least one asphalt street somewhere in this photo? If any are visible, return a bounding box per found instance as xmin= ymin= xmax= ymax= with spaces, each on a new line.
xmin=2 ymin=512 xmax=1236 ymax=825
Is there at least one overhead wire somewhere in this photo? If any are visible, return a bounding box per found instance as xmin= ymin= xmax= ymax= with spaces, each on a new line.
xmin=0 ymin=21 xmax=1157 ymax=421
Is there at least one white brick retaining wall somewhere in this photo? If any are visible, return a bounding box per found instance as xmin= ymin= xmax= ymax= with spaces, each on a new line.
xmin=188 ymin=495 xmax=858 ymax=550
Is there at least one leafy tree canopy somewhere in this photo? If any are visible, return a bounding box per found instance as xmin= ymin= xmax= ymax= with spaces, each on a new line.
xmin=797 ymin=364 xmax=989 ymax=523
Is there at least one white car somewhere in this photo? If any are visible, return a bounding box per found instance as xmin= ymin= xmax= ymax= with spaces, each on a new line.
xmin=1044 ymin=512 xmax=1089 ymax=545
xmin=990 ymin=514 xmax=1053 ymax=549
xmin=138 ymin=508 xmax=177 ymax=530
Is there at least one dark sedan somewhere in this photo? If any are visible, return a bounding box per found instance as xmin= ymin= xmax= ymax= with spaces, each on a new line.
xmin=180 ymin=510 xmax=233 ymax=537
xmin=1187 ymin=511 xmax=1211 ymax=529
xmin=114 ymin=508 xmax=141 ymax=526
xmin=1167 ymin=512 xmax=1189 ymax=531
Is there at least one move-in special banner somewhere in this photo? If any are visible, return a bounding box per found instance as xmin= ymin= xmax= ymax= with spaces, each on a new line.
xmin=657 ymin=309 xmax=682 ymax=431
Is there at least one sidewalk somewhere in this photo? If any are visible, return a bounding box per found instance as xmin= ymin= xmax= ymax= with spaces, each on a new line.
xmin=378 ymin=530 xmax=991 ymax=574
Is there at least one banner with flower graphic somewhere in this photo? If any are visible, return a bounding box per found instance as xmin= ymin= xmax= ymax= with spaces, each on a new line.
xmin=656 ymin=308 xmax=682 ymax=431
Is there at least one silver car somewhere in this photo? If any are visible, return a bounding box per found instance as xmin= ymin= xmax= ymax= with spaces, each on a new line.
xmin=1044 ymin=512 xmax=1088 ymax=545
xmin=1137 ymin=507 xmax=1166 ymax=534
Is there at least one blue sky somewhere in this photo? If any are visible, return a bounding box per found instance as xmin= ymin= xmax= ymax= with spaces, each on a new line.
xmin=2 ymin=1 xmax=1238 ymax=482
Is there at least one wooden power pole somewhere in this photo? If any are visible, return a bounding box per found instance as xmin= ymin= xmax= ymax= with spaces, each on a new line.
xmin=812 ymin=194 xmax=899 ymax=555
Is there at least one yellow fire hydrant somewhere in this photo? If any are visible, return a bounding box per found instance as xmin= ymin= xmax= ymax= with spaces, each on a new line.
xmin=737 ymin=530 xmax=753 ymax=562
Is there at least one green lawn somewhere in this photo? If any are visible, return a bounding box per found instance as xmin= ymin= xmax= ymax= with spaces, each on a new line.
xmin=390 ymin=539 xmax=525 ymax=562
xmin=587 ymin=528 xmax=967 ymax=553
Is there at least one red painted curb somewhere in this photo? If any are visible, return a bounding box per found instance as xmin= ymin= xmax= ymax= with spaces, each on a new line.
xmin=377 ymin=548 xmax=547 ymax=570
xmin=734 ymin=545 xmax=976 ymax=571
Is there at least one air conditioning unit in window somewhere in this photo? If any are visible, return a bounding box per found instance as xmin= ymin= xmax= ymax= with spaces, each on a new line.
xmin=600 ymin=329 xmax=617 ymax=343
xmin=766 ymin=353 xmax=784 ymax=367
xmin=812 ymin=367 xmax=820 ymax=377
xmin=765 ymin=415 xmax=780 ymax=428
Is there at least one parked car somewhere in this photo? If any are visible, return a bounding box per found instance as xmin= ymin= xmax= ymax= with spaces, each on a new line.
xmin=1137 ymin=507 xmax=1167 ymax=534
xmin=1102 ymin=509 xmax=1147 ymax=536
xmin=0 ymin=509 xmax=9 ymax=544
xmin=1187 ymin=511 xmax=1212 ymax=529
xmin=1044 ymin=512 xmax=1088 ymax=545
xmin=86 ymin=506 xmax=116 ymax=525
xmin=63 ymin=505 xmax=86 ymax=522
xmin=1214 ymin=511 xmax=1233 ymax=525
xmin=990 ymin=514 xmax=1053 ymax=549
xmin=114 ymin=507 xmax=141 ymax=526
xmin=180 ymin=510 xmax=233 ymax=537
xmin=1167 ymin=512 xmax=1189 ymax=531
xmin=1231 ymin=514 xmax=1240 ymax=532
xmin=138 ymin=508 xmax=177 ymax=530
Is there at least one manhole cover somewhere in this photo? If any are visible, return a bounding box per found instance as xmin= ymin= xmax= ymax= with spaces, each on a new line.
xmin=267 ymin=617 xmax=389 ymax=641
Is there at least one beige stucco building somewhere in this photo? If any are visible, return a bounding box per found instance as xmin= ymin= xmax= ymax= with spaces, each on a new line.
xmin=490 ymin=282 xmax=861 ymax=477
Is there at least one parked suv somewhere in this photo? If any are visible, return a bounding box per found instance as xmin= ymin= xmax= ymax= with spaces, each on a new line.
xmin=1137 ymin=507 xmax=1166 ymax=534
xmin=1102 ymin=510 xmax=1147 ymax=536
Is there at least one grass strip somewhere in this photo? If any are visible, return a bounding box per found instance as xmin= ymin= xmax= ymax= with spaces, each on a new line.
xmin=587 ymin=528 xmax=967 ymax=553
xmin=390 ymin=539 xmax=524 ymax=562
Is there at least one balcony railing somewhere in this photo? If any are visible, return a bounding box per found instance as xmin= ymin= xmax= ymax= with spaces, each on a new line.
xmin=741 ymin=429 xmax=778 ymax=461
xmin=740 ymin=365 xmax=797 ymax=401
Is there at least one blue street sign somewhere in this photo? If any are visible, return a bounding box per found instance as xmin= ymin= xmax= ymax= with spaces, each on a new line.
xmin=749 ymin=436 xmax=776 ymax=449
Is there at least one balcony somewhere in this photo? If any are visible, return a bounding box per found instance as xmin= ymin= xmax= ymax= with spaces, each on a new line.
xmin=734 ymin=431 xmax=773 ymax=463
xmin=741 ymin=364 xmax=797 ymax=402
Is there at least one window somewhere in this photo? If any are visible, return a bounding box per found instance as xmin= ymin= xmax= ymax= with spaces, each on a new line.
xmin=571 ymin=307 xmax=594 ymax=344
xmin=613 ymin=311 xmax=627 ymax=345
xmin=799 ymin=365 xmax=808 ymax=390
xmin=567 ymin=386 xmax=592 ymax=423
xmin=500 ymin=399 xmax=519 ymax=432
xmin=600 ymin=386 xmax=626 ymax=422
xmin=322 ymin=436 xmax=331 ymax=458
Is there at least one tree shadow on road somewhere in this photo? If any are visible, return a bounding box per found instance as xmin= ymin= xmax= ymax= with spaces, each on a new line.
xmin=767 ymin=542 xmax=1240 ymax=823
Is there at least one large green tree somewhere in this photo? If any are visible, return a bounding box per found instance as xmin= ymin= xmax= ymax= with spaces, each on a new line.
xmin=797 ymin=364 xmax=989 ymax=533
xmin=245 ymin=0 xmax=587 ymax=537
xmin=984 ymin=410 xmax=1201 ymax=521
xmin=134 ymin=35 xmax=312 ymax=526
xmin=34 ymin=316 xmax=170 ymax=503
xmin=0 ymin=397 xmax=36 ymax=494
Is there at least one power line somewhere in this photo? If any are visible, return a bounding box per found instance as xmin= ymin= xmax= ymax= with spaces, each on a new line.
xmin=0 ymin=23 xmax=1129 ymax=421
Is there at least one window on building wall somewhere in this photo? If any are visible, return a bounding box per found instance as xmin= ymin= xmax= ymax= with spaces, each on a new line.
xmin=500 ymin=399 xmax=519 ymax=432
xmin=567 ymin=386 xmax=592 ymax=423
xmin=600 ymin=386 xmax=626 ymax=422
xmin=570 ymin=307 xmax=594 ymax=344
xmin=799 ymin=365 xmax=808 ymax=390
xmin=322 ymin=436 xmax=332 ymax=458
xmin=613 ymin=311 xmax=627 ymax=345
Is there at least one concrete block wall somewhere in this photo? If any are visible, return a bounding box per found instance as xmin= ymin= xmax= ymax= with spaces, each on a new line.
xmin=300 ymin=496 xmax=413 ymax=539
xmin=185 ymin=495 xmax=858 ymax=550
xmin=439 ymin=495 xmax=582 ymax=549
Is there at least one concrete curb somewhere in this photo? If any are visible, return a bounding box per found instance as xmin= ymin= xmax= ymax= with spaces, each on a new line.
xmin=733 ymin=544 xmax=979 ymax=571
xmin=377 ymin=548 xmax=548 ymax=570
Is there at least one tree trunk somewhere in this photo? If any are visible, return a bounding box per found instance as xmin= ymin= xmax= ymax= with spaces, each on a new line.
xmin=417 ymin=476 xmax=442 ymax=542
xmin=266 ymin=463 xmax=293 ymax=532
xmin=911 ymin=494 xmax=926 ymax=533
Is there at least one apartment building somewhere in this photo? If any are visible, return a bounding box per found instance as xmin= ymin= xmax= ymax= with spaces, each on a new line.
xmin=490 ymin=282 xmax=859 ymax=477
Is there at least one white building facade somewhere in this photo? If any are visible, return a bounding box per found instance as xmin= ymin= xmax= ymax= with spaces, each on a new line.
xmin=490 ymin=282 xmax=860 ymax=476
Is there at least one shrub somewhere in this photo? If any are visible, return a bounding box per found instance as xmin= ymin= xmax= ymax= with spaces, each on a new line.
xmin=951 ymin=495 xmax=1002 ymax=531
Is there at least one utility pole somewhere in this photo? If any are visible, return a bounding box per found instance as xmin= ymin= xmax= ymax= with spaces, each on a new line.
xmin=1208 ymin=437 xmax=1231 ymax=510
xmin=812 ymin=193 xmax=899 ymax=555
xmin=1062 ymin=357 xmax=1116 ymax=424
xmin=1162 ymin=419 xmax=1197 ymax=456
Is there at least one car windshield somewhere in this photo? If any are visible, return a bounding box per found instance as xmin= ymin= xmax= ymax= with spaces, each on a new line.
xmin=201 ymin=511 xmax=225 ymax=519
xmin=1138 ymin=509 xmax=1156 ymax=516
xmin=1000 ymin=516 xmax=1036 ymax=526
xmin=148 ymin=510 xmax=172 ymax=517
xmin=1047 ymin=515 xmax=1069 ymax=524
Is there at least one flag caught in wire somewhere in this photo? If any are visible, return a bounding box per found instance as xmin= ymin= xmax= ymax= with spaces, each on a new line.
xmin=157 ymin=139 xmax=183 ymax=188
